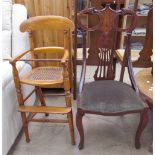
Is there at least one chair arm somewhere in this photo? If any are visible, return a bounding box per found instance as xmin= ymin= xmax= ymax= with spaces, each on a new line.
xmin=15 ymin=58 xmax=64 ymax=62
xmin=9 ymin=50 xmax=31 ymax=64
xmin=61 ymin=49 xmax=69 ymax=63
xmin=9 ymin=48 xmax=69 ymax=64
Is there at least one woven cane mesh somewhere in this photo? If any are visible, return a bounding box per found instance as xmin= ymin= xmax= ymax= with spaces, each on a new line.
xmin=27 ymin=67 xmax=63 ymax=81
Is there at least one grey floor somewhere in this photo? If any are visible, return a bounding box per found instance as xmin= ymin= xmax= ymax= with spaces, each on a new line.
xmin=11 ymin=64 xmax=153 ymax=155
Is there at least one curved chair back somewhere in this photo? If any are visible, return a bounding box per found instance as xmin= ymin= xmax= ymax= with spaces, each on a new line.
xmin=20 ymin=15 xmax=75 ymax=32
xmin=19 ymin=15 xmax=75 ymax=83
xmin=77 ymin=5 xmax=137 ymax=81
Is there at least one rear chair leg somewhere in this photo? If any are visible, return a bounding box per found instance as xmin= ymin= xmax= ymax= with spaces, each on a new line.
xmin=113 ymin=57 xmax=117 ymax=75
xmin=120 ymin=66 xmax=125 ymax=82
xmin=36 ymin=86 xmax=49 ymax=116
xmin=135 ymin=108 xmax=149 ymax=149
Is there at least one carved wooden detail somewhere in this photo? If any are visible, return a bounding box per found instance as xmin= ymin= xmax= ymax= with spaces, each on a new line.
xmin=94 ymin=47 xmax=115 ymax=80
xmin=87 ymin=0 xmax=125 ymax=67
xmin=78 ymin=5 xmax=137 ymax=80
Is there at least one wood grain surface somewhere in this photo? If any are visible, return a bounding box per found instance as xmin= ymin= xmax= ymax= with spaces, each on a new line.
xmin=13 ymin=0 xmax=72 ymax=47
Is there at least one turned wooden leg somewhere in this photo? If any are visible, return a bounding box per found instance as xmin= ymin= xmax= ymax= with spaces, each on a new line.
xmin=68 ymin=110 xmax=75 ymax=145
xmin=11 ymin=63 xmax=30 ymax=142
xmin=65 ymin=93 xmax=75 ymax=145
xmin=63 ymin=61 xmax=75 ymax=145
xmin=135 ymin=108 xmax=149 ymax=149
xmin=76 ymin=110 xmax=85 ymax=150
xmin=120 ymin=66 xmax=125 ymax=82
xmin=36 ymin=87 xmax=49 ymax=117
xmin=21 ymin=112 xmax=30 ymax=143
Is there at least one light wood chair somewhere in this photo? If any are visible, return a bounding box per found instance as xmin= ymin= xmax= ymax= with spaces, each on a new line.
xmin=9 ymin=16 xmax=75 ymax=145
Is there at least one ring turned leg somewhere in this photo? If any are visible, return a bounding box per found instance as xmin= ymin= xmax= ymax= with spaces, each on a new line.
xmin=76 ymin=110 xmax=84 ymax=150
xmin=36 ymin=86 xmax=49 ymax=117
xmin=68 ymin=110 xmax=75 ymax=145
xmin=135 ymin=108 xmax=149 ymax=149
xmin=21 ymin=112 xmax=30 ymax=143
xmin=65 ymin=94 xmax=75 ymax=145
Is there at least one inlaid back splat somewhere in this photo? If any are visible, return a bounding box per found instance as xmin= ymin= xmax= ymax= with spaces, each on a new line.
xmin=78 ymin=5 xmax=119 ymax=80
xmin=78 ymin=4 xmax=137 ymax=81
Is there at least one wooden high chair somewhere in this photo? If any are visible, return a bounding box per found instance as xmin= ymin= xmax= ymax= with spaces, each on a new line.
xmin=9 ymin=16 xmax=75 ymax=145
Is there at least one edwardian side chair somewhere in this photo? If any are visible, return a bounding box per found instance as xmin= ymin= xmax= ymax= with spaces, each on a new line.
xmin=9 ymin=16 xmax=75 ymax=145
xmin=76 ymin=4 xmax=149 ymax=150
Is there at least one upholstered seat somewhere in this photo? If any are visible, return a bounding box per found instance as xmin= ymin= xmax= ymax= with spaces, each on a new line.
xmin=80 ymin=80 xmax=144 ymax=113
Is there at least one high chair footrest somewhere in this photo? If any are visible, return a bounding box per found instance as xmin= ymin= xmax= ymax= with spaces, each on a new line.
xmin=17 ymin=106 xmax=71 ymax=114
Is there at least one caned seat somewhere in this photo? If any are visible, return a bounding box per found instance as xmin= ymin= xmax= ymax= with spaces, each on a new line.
xmin=80 ymin=80 xmax=144 ymax=113
xmin=21 ymin=66 xmax=63 ymax=86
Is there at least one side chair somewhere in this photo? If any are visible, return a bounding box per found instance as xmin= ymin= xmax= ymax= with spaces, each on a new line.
xmin=76 ymin=4 xmax=149 ymax=150
xmin=9 ymin=15 xmax=75 ymax=145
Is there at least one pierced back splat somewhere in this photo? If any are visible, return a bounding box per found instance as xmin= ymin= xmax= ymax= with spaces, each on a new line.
xmin=78 ymin=4 xmax=137 ymax=82
xmin=94 ymin=6 xmax=118 ymax=80
xmin=94 ymin=48 xmax=114 ymax=80
xmin=78 ymin=5 xmax=118 ymax=80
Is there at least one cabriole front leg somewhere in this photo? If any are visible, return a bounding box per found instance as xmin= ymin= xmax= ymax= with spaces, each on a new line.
xmin=76 ymin=109 xmax=85 ymax=150
xmin=135 ymin=108 xmax=149 ymax=149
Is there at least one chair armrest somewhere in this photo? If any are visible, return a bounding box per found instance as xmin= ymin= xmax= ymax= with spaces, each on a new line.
xmin=61 ymin=49 xmax=69 ymax=63
xmin=9 ymin=48 xmax=69 ymax=64
xmin=9 ymin=50 xmax=31 ymax=64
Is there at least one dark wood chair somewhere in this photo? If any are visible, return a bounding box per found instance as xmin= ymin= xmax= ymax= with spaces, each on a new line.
xmin=9 ymin=16 xmax=75 ymax=145
xmin=76 ymin=4 xmax=149 ymax=150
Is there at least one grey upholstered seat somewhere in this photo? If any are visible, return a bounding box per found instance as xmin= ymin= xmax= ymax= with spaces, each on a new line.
xmin=80 ymin=80 xmax=144 ymax=113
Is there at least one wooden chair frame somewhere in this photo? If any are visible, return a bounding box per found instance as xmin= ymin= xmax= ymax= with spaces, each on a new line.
xmin=76 ymin=4 xmax=149 ymax=150
xmin=9 ymin=15 xmax=75 ymax=145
